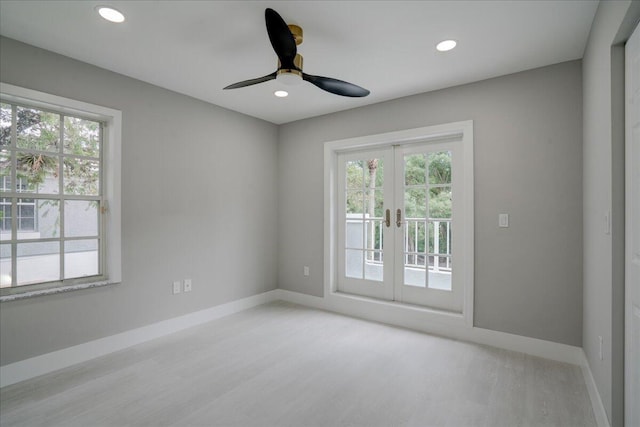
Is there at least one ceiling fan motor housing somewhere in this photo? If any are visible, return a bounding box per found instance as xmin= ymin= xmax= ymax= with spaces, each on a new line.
xmin=277 ymin=54 xmax=303 ymax=84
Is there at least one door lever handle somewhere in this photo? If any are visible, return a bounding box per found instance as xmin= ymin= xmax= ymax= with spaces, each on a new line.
xmin=396 ymin=209 xmax=402 ymax=228
xmin=385 ymin=209 xmax=391 ymax=227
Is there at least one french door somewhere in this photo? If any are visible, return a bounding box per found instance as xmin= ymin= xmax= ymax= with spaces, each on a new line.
xmin=337 ymin=141 xmax=463 ymax=312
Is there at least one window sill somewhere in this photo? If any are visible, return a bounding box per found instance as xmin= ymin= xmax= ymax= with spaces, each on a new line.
xmin=0 ymin=281 xmax=119 ymax=302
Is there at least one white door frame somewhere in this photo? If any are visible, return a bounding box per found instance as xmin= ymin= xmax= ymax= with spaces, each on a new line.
xmin=324 ymin=120 xmax=474 ymax=327
xmin=625 ymin=20 xmax=640 ymax=427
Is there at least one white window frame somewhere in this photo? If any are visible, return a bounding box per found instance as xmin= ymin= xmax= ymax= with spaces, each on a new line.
xmin=324 ymin=121 xmax=474 ymax=327
xmin=0 ymin=82 xmax=121 ymax=300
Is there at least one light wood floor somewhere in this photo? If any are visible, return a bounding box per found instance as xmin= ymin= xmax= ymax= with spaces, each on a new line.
xmin=0 ymin=301 xmax=596 ymax=427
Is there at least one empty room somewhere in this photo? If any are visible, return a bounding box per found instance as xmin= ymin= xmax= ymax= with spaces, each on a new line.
xmin=0 ymin=1 xmax=639 ymax=426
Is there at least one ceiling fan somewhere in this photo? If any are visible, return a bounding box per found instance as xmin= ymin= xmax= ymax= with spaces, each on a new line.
xmin=223 ymin=8 xmax=370 ymax=97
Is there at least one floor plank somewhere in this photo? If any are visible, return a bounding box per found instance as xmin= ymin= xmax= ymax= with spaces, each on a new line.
xmin=0 ymin=301 xmax=596 ymax=427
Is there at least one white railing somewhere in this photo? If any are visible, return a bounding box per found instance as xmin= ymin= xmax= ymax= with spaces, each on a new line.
xmin=347 ymin=215 xmax=451 ymax=272
xmin=404 ymin=217 xmax=451 ymax=273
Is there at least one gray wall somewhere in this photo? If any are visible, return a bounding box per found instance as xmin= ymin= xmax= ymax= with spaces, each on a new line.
xmin=582 ymin=1 xmax=639 ymax=425
xmin=0 ymin=37 xmax=279 ymax=366
xmin=278 ymin=60 xmax=584 ymax=346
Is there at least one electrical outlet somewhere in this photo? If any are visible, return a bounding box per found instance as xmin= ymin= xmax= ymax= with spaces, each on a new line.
xmin=172 ymin=281 xmax=182 ymax=294
xmin=184 ymin=279 xmax=192 ymax=292
xmin=303 ymin=266 xmax=309 ymax=277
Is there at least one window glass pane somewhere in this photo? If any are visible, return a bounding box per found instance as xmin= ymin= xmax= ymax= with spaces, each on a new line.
xmin=64 ymin=117 xmax=100 ymax=158
xmin=16 ymin=107 xmax=59 ymax=152
xmin=0 ymin=197 xmax=10 ymax=238
xmin=65 ymin=239 xmax=99 ymax=279
xmin=16 ymin=152 xmax=59 ymax=194
xmin=345 ymin=249 xmax=363 ymax=279
xmin=64 ymin=158 xmax=99 ymax=195
xmin=0 ymin=103 xmax=10 ymax=148
xmin=345 ymin=160 xmax=364 ymax=189
xmin=405 ymin=154 xmax=426 ymax=185
xmin=64 ymin=200 xmax=98 ymax=237
xmin=0 ymin=243 xmax=11 ymax=287
xmin=1 ymin=150 xmax=10 ymax=189
xmin=27 ymin=199 xmax=60 ymax=239
xmin=17 ymin=241 xmax=60 ymax=286
xmin=428 ymin=151 xmax=452 ymax=185
xmin=429 ymin=187 xmax=452 ymax=219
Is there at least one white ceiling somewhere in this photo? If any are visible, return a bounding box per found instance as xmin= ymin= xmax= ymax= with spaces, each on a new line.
xmin=0 ymin=1 xmax=598 ymax=125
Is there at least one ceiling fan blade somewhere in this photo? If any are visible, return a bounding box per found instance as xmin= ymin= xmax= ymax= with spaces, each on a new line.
xmin=223 ymin=72 xmax=277 ymax=90
xmin=265 ymin=8 xmax=297 ymax=69
xmin=302 ymin=74 xmax=370 ymax=97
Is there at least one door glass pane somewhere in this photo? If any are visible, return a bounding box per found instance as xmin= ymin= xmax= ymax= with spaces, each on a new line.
xmin=364 ymin=250 xmax=383 ymax=281
xmin=405 ymin=188 xmax=426 ymax=219
xmin=344 ymin=155 xmax=386 ymax=282
xmin=345 ymin=160 xmax=364 ymax=189
xmin=404 ymin=152 xmax=428 ymax=288
xmin=405 ymin=154 xmax=426 ymax=185
xmin=428 ymin=151 xmax=451 ymax=184
xmin=345 ymin=249 xmax=363 ymax=279
xmin=429 ymin=187 xmax=452 ymax=219
xmin=65 ymin=239 xmax=99 ymax=279
xmin=346 ymin=218 xmax=364 ymax=249
xmin=429 ymin=255 xmax=452 ymax=290
xmin=365 ymin=220 xmax=383 ymax=251
xmin=346 ymin=190 xmax=364 ymax=216
xmin=17 ymin=241 xmax=59 ymax=285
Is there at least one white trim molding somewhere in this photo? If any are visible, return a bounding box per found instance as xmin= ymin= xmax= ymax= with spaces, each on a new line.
xmin=275 ymin=289 xmax=583 ymax=366
xmin=0 ymin=290 xmax=279 ymax=387
xmin=3 ymin=287 xmax=591 ymax=408
xmin=580 ymin=350 xmax=612 ymax=427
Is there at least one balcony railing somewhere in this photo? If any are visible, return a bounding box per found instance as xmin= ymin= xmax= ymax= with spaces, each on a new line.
xmin=347 ymin=215 xmax=451 ymax=272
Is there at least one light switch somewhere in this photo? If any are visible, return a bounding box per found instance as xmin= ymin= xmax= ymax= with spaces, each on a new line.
xmin=499 ymin=214 xmax=509 ymax=228
xmin=303 ymin=266 xmax=310 ymax=277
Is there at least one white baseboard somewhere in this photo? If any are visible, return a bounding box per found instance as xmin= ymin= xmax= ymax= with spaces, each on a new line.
xmin=0 ymin=290 xmax=279 ymax=388
xmin=579 ymin=350 xmax=612 ymax=427
xmin=1 ymin=288 xmax=587 ymax=390
xmin=274 ymin=289 xmax=584 ymax=365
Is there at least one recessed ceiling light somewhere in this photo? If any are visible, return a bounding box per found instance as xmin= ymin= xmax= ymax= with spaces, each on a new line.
xmin=436 ymin=39 xmax=457 ymax=52
xmin=274 ymin=90 xmax=289 ymax=98
xmin=97 ymin=6 xmax=125 ymax=23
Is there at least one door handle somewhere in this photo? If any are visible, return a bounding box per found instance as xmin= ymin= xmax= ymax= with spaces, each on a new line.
xmin=396 ymin=209 xmax=402 ymax=228
xmin=385 ymin=209 xmax=391 ymax=227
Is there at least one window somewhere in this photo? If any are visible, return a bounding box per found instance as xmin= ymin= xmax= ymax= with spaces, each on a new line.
xmin=0 ymin=83 xmax=121 ymax=297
